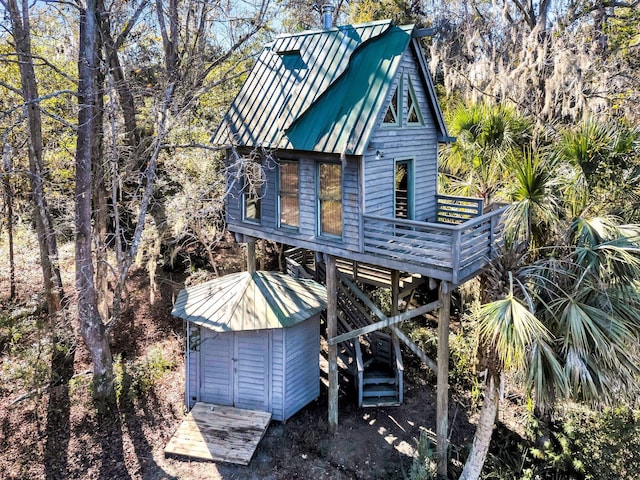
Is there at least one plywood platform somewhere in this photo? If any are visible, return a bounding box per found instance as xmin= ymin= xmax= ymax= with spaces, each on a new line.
xmin=164 ymin=403 xmax=271 ymax=465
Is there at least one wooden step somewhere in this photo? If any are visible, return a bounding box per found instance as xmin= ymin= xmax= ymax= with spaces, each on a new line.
xmin=362 ymin=383 xmax=399 ymax=398
xmin=363 ymin=374 xmax=396 ymax=385
xmin=362 ymin=397 xmax=401 ymax=407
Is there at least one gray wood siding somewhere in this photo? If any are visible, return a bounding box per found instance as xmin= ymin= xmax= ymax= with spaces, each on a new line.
xmin=364 ymin=49 xmax=439 ymax=223
xmin=192 ymin=320 xmax=319 ymax=420
xmin=342 ymin=158 xmax=361 ymax=248
xmin=199 ymin=329 xmax=233 ymax=405
xmin=225 ymin=152 xmax=244 ymax=224
xmin=234 ymin=331 xmax=269 ymax=411
xmin=297 ymin=156 xmax=317 ymax=240
xmin=270 ymin=329 xmax=285 ymax=421
xmin=283 ymin=316 xmax=320 ymax=419
xmin=227 ymin=152 xmax=362 ymax=255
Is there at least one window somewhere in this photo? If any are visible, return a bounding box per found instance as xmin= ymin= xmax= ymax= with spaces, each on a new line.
xmin=383 ymin=85 xmax=400 ymax=126
xmin=395 ymin=159 xmax=413 ymax=219
xmin=318 ymin=162 xmax=342 ymax=237
xmin=407 ymin=76 xmax=424 ymax=125
xmin=279 ymin=160 xmax=299 ymax=228
xmin=242 ymin=159 xmax=263 ymax=223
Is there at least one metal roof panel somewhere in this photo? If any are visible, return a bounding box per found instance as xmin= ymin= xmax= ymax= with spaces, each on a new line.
xmin=212 ymin=20 xmax=448 ymax=154
xmin=171 ymin=271 xmax=327 ymax=332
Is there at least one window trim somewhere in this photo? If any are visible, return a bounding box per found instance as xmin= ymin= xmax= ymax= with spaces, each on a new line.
xmin=406 ymin=75 xmax=425 ymax=127
xmin=382 ymin=76 xmax=402 ymax=128
xmin=394 ymin=158 xmax=414 ymax=220
xmin=316 ymin=161 xmax=343 ymax=240
xmin=277 ymin=159 xmax=300 ymax=230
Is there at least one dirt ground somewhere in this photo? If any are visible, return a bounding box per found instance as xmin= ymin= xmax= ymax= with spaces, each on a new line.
xmin=0 ymin=235 xmax=489 ymax=480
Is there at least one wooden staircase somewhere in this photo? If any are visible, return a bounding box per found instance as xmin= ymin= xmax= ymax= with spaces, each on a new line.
xmin=286 ymin=250 xmax=404 ymax=407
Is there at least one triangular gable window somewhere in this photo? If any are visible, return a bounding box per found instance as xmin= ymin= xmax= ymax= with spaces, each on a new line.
xmin=407 ymin=77 xmax=424 ymax=125
xmin=383 ymin=86 xmax=400 ymax=126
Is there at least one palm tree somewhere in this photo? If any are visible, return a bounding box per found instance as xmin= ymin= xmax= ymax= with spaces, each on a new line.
xmin=460 ymin=216 xmax=640 ymax=480
xmin=440 ymin=102 xmax=532 ymax=206
xmin=554 ymin=118 xmax=640 ymax=221
xmin=500 ymin=148 xmax=560 ymax=250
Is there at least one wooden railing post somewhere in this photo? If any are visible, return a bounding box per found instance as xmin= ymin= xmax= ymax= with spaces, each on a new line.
xmin=490 ymin=212 xmax=498 ymax=258
xmin=451 ymin=229 xmax=461 ymax=285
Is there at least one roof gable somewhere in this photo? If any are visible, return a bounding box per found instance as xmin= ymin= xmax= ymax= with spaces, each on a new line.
xmin=212 ymin=20 xmax=449 ymax=155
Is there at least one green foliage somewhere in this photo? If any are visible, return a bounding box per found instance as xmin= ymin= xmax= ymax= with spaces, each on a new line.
xmin=349 ymin=0 xmax=424 ymax=25
xmin=485 ymin=406 xmax=640 ymax=480
xmin=113 ymin=344 xmax=176 ymax=402
xmin=440 ymin=102 xmax=532 ymax=204
xmin=0 ymin=306 xmax=51 ymax=398
xmin=407 ymin=429 xmax=438 ymax=480
xmin=370 ymin=287 xmax=392 ymax=316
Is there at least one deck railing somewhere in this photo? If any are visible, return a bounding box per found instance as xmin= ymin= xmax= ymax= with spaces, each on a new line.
xmin=363 ymin=205 xmax=506 ymax=284
xmin=435 ymin=194 xmax=484 ymax=224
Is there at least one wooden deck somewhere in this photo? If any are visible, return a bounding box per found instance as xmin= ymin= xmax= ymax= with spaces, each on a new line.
xmin=164 ymin=403 xmax=271 ymax=465
xmin=363 ymin=205 xmax=506 ymax=284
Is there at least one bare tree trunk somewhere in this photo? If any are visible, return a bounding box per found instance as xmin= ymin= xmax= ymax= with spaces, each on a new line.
xmin=5 ymin=0 xmax=64 ymax=314
xmin=2 ymin=144 xmax=16 ymax=300
xmin=76 ymin=0 xmax=114 ymax=402
xmin=93 ymin=0 xmax=111 ymax=325
xmin=459 ymin=375 xmax=500 ymax=480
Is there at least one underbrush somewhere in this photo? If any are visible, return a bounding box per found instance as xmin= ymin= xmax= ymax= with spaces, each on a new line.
xmin=114 ymin=340 xmax=178 ymax=402
xmin=482 ymin=405 xmax=640 ymax=479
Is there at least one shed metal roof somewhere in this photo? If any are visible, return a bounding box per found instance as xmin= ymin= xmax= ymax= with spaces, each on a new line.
xmin=212 ymin=20 xmax=448 ymax=155
xmin=171 ymin=271 xmax=327 ymax=332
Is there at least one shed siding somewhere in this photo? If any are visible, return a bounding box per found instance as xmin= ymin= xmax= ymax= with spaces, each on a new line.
xmin=284 ymin=316 xmax=320 ymax=419
xmin=270 ymin=329 xmax=285 ymax=421
xmin=199 ymin=329 xmax=233 ymax=405
xmin=234 ymin=331 xmax=269 ymax=411
xmin=364 ymin=49 xmax=439 ymax=223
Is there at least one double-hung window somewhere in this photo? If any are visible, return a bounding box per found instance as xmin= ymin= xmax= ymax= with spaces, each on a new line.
xmin=318 ymin=162 xmax=342 ymax=237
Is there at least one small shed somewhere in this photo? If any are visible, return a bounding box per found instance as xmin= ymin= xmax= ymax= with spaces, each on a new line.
xmin=172 ymin=271 xmax=327 ymax=422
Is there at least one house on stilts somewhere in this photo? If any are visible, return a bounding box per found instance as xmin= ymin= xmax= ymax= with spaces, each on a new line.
xmin=208 ymin=10 xmax=506 ymax=472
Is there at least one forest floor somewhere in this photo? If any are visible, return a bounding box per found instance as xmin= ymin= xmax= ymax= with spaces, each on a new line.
xmin=0 ymin=231 xmax=527 ymax=480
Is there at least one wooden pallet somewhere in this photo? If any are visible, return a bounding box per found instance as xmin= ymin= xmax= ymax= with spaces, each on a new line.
xmin=164 ymin=403 xmax=271 ymax=465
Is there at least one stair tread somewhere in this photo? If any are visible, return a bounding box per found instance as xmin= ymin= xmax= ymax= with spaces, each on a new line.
xmin=363 ymin=384 xmax=398 ymax=396
xmin=363 ymin=376 xmax=396 ymax=384
xmin=362 ymin=397 xmax=401 ymax=407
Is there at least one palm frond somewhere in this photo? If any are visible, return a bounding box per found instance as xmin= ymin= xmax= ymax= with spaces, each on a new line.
xmin=476 ymin=284 xmax=550 ymax=371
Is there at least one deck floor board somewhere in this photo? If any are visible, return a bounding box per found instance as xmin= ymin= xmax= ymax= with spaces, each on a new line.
xmin=164 ymin=403 xmax=271 ymax=465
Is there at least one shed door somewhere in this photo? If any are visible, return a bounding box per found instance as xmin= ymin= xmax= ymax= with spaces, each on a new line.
xmin=199 ymin=329 xmax=234 ymax=405
xmin=233 ymin=331 xmax=270 ymax=411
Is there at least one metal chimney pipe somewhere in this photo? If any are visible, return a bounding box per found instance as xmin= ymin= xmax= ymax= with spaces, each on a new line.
xmin=322 ymin=4 xmax=335 ymax=29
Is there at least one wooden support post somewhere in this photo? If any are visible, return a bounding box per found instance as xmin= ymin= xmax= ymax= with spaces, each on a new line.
xmin=437 ymin=280 xmax=451 ymax=478
xmin=247 ymin=238 xmax=256 ymax=274
xmin=326 ymin=254 xmax=338 ymax=433
xmin=390 ymin=270 xmax=400 ymax=316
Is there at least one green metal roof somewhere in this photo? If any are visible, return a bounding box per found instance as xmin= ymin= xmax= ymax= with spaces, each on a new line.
xmin=171 ymin=271 xmax=327 ymax=332
xmin=212 ymin=20 xmax=448 ymax=155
